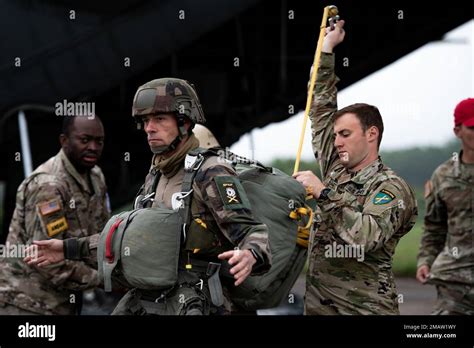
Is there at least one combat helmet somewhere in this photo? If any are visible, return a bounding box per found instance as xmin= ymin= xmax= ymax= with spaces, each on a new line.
xmin=132 ymin=78 xmax=206 ymax=153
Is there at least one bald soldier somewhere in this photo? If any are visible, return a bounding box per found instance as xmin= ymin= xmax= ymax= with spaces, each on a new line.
xmin=293 ymin=20 xmax=418 ymax=315
xmin=416 ymin=98 xmax=474 ymax=314
xmin=0 ymin=115 xmax=110 ymax=315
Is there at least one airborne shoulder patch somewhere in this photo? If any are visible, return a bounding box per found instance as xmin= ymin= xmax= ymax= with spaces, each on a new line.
xmin=214 ymin=176 xmax=251 ymax=210
xmin=373 ymin=189 xmax=396 ymax=205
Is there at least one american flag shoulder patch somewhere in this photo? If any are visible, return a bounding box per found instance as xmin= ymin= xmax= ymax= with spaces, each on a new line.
xmin=38 ymin=198 xmax=62 ymax=216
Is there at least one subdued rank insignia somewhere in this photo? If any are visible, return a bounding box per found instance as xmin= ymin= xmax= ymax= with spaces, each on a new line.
xmin=373 ymin=189 xmax=396 ymax=205
xmin=214 ymin=176 xmax=251 ymax=210
xmin=46 ymin=217 xmax=68 ymax=237
xmin=38 ymin=199 xmax=61 ymax=216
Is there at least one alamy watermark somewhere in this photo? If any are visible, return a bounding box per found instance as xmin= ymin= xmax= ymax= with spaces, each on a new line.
xmin=0 ymin=242 xmax=38 ymax=259
xmin=324 ymin=241 xmax=365 ymax=262
xmin=216 ymin=147 xmax=258 ymax=166
xmin=18 ymin=322 xmax=55 ymax=341
xmin=55 ymin=99 xmax=95 ymax=119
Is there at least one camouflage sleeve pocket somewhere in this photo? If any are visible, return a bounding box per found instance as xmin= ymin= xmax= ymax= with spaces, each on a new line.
xmin=213 ymin=176 xmax=251 ymax=211
xmin=36 ymin=198 xmax=69 ymax=238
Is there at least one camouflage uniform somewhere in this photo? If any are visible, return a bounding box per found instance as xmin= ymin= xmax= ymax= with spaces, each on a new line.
xmin=417 ymin=154 xmax=474 ymax=314
xmin=131 ymin=134 xmax=270 ymax=314
xmin=66 ymin=134 xmax=271 ymax=315
xmin=142 ymin=138 xmax=271 ymax=264
xmin=63 ymin=78 xmax=271 ymax=315
xmin=305 ymin=53 xmax=418 ymax=315
xmin=0 ymin=149 xmax=110 ymax=315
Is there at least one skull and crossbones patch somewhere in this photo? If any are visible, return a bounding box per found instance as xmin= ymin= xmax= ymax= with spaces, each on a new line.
xmin=225 ymin=185 xmax=239 ymax=203
xmin=214 ymin=176 xmax=251 ymax=210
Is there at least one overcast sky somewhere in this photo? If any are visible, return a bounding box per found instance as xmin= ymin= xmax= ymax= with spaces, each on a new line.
xmin=231 ymin=20 xmax=473 ymax=163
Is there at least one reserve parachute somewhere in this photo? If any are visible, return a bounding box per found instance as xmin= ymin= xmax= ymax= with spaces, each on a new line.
xmin=98 ymin=208 xmax=182 ymax=292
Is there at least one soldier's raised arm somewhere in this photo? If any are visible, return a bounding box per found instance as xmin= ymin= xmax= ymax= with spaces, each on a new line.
xmin=309 ymin=20 xmax=345 ymax=179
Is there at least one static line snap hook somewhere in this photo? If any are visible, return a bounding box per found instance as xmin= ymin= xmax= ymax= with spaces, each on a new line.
xmin=140 ymin=192 xmax=155 ymax=203
xmin=176 ymin=189 xmax=194 ymax=200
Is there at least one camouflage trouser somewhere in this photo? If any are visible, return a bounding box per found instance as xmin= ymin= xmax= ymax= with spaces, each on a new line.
xmin=0 ymin=302 xmax=39 ymax=315
xmin=433 ymin=284 xmax=474 ymax=315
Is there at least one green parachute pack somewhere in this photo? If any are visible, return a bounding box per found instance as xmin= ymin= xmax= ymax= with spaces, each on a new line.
xmin=229 ymin=155 xmax=313 ymax=310
xmin=97 ymin=148 xmax=313 ymax=311
xmin=98 ymin=207 xmax=182 ymax=292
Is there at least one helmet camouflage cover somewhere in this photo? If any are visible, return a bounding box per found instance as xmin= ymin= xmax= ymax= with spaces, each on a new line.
xmin=132 ymin=78 xmax=206 ymax=128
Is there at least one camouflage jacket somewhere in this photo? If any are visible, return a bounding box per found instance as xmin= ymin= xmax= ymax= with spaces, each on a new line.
xmin=0 ymin=149 xmax=110 ymax=315
xmin=67 ymin=143 xmax=271 ymax=274
xmin=305 ymin=53 xmax=418 ymax=315
xmin=417 ymin=154 xmax=474 ymax=285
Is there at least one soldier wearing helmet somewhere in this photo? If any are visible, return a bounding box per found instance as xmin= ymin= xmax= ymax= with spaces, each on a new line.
xmin=132 ymin=78 xmax=207 ymax=154
xmin=27 ymin=78 xmax=271 ymax=315
xmin=193 ymin=124 xmax=221 ymax=149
